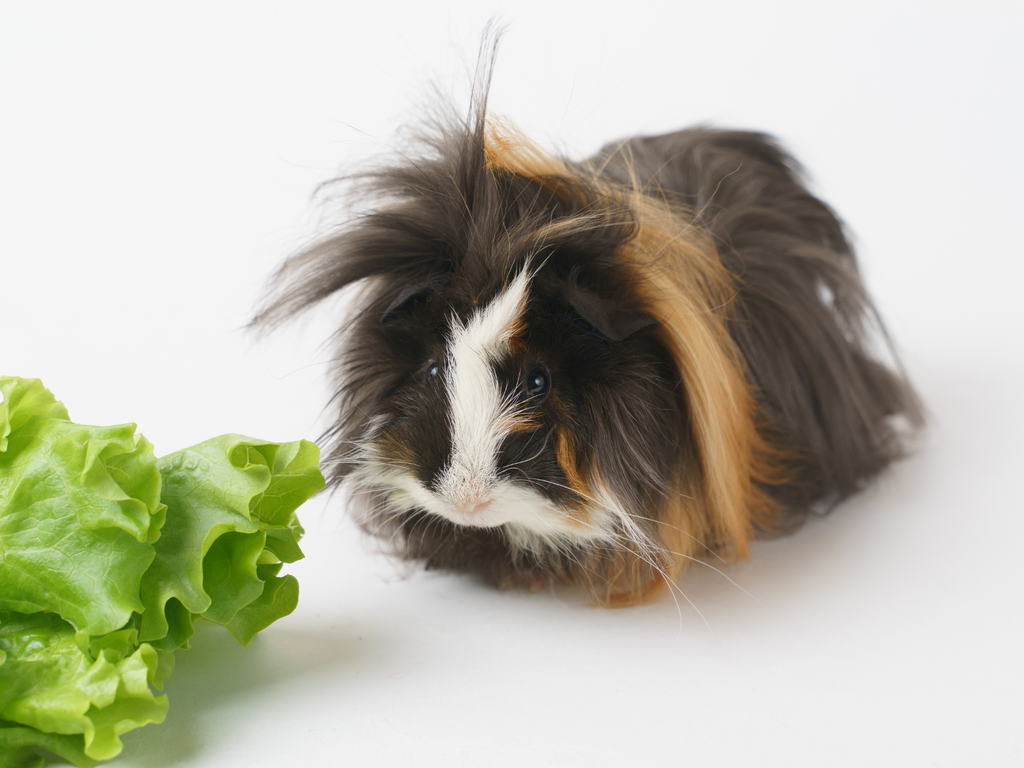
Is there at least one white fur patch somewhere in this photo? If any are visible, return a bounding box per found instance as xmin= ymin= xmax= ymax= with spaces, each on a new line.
xmin=353 ymin=453 xmax=617 ymax=547
xmin=436 ymin=268 xmax=531 ymax=511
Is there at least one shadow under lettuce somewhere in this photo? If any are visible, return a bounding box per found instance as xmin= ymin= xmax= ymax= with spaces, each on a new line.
xmin=106 ymin=620 xmax=382 ymax=768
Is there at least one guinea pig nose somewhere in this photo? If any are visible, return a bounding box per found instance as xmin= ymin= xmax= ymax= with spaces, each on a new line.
xmin=468 ymin=499 xmax=491 ymax=515
xmin=453 ymin=493 xmax=491 ymax=516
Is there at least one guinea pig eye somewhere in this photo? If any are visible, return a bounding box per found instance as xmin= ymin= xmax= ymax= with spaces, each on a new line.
xmin=525 ymin=367 xmax=550 ymax=398
xmin=426 ymin=362 xmax=440 ymax=381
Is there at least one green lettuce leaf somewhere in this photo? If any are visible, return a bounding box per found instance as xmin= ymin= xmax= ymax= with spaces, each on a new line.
xmin=225 ymin=570 xmax=300 ymax=646
xmin=139 ymin=435 xmax=323 ymax=650
xmin=0 ymin=612 xmax=168 ymax=765
xmin=0 ymin=378 xmax=165 ymax=636
xmin=0 ymin=723 xmax=97 ymax=768
xmin=0 ymin=377 xmax=325 ymax=766
xmin=0 ymin=377 xmax=70 ymax=455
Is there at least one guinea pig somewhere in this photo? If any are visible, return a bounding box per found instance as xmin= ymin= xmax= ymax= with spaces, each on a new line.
xmin=256 ymin=79 xmax=923 ymax=606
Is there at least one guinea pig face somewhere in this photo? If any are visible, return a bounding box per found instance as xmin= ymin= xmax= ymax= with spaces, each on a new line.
xmin=349 ymin=258 xmax=681 ymax=555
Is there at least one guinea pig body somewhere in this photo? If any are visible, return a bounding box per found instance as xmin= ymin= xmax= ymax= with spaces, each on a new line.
xmin=261 ymin=109 xmax=922 ymax=605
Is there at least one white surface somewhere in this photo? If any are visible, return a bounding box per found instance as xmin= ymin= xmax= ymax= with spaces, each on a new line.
xmin=3 ymin=2 xmax=1022 ymax=766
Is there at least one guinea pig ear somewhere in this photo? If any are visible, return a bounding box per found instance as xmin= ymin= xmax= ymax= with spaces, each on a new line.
xmin=381 ymin=275 xmax=447 ymax=323
xmin=561 ymin=280 xmax=657 ymax=342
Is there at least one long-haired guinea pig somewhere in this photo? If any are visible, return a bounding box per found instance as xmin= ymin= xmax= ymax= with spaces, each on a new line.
xmin=256 ymin=77 xmax=924 ymax=606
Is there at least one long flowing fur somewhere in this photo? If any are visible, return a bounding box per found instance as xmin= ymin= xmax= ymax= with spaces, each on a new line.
xmin=255 ymin=69 xmax=923 ymax=606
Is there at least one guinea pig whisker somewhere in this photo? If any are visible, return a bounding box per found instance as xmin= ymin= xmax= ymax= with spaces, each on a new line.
xmin=613 ymin=538 xmax=706 ymax=633
xmin=263 ymin=356 xmax=348 ymax=379
xmin=516 ymin=474 xmax=595 ymax=502
xmin=326 ymin=449 xmax=425 ymax=475
xmin=385 ymin=508 xmax=431 ymax=551
xmin=596 ymin=508 xmax=753 ymax=607
xmin=368 ymin=508 xmax=404 ymax=542
xmin=361 ymin=506 xmax=406 ymax=546
xmin=660 ymin=549 xmax=760 ymax=604
xmin=318 ymin=456 xmax=374 ymax=467
xmin=624 ymin=512 xmax=727 ymax=564
xmin=503 ymin=430 xmax=553 ymax=469
xmin=561 ymin=546 xmax=602 ymax=599
xmin=661 ymin=572 xmax=686 ymax=635
xmin=419 ymin=516 xmax=465 ymax=566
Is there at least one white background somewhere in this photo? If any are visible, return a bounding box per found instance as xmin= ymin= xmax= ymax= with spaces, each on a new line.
xmin=3 ymin=2 xmax=1022 ymax=766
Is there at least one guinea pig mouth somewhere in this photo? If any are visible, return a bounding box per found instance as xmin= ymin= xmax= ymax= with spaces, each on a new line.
xmin=357 ymin=456 xmax=611 ymax=543
xmin=442 ymin=505 xmax=506 ymax=529
xmin=431 ymin=481 xmax=606 ymax=542
xmin=437 ymin=491 xmax=507 ymax=528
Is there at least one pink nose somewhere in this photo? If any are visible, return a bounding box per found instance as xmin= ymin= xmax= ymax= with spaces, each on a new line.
xmin=467 ymin=500 xmax=491 ymax=515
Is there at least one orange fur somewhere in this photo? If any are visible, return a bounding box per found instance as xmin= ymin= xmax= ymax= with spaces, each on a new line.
xmin=498 ymin=410 xmax=542 ymax=435
xmin=554 ymin=428 xmax=589 ymax=499
xmin=552 ymin=416 xmax=593 ymax=531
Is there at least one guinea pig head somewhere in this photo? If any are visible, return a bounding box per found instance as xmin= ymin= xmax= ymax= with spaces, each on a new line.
xmin=358 ymin=253 xmax=684 ymax=556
